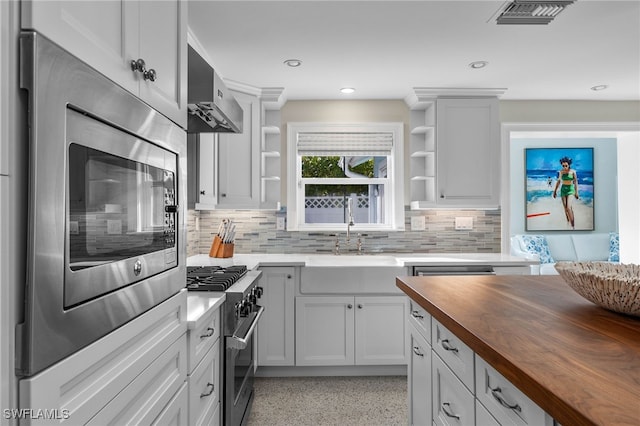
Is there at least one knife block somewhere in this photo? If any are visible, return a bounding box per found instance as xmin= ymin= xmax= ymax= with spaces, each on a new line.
xmin=209 ymin=235 xmax=234 ymax=258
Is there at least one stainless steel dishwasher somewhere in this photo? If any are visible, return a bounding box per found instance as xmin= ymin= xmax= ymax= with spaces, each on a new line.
xmin=413 ymin=265 xmax=495 ymax=276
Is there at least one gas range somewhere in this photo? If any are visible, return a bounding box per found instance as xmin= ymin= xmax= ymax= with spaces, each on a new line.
xmin=186 ymin=265 xmax=263 ymax=335
xmin=186 ymin=265 xmax=248 ymax=291
xmin=186 ymin=263 xmax=263 ymax=426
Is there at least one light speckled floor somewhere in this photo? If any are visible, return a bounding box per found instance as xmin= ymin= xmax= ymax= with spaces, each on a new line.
xmin=246 ymin=376 xmax=408 ymax=426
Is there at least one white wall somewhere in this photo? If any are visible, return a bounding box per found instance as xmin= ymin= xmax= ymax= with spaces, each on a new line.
xmin=617 ymin=133 xmax=640 ymax=263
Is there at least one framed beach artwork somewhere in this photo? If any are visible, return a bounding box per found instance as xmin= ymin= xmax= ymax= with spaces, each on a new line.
xmin=525 ymin=147 xmax=594 ymax=231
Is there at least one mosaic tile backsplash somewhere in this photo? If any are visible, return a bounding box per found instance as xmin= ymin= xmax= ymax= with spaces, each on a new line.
xmin=187 ymin=208 xmax=501 ymax=256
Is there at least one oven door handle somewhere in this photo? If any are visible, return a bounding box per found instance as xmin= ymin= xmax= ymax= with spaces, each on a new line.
xmin=227 ymin=305 xmax=264 ymax=350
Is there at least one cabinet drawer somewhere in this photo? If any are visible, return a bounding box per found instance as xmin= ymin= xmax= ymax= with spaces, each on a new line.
xmin=89 ymin=333 xmax=188 ymax=425
xmin=408 ymin=299 xmax=430 ymax=342
xmin=187 ymin=308 xmax=220 ymax=373
xmin=189 ymin=343 xmax=220 ymax=426
xmin=409 ymin=324 xmax=432 ymax=426
xmin=475 ymin=356 xmax=548 ymax=426
xmin=153 ymin=382 xmax=188 ymax=425
xmin=476 ymin=399 xmax=500 ymax=426
xmin=432 ymin=319 xmax=474 ymax=392
xmin=432 ymin=352 xmax=475 ymax=426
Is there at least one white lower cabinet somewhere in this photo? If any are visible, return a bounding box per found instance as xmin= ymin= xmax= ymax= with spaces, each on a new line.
xmin=432 ymin=353 xmax=475 ymax=426
xmin=476 ymin=399 xmax=500 ymax=426
xmin=296 ymin=296 xmax=408 ymax=366
xmin=475 ymin=356 xmax=553 ymax=426
xmin=409 ymin=323 xmax=432 ymax=426
xmin=257 ymin=266 xmax=296 ymax=366
xmin=153 ymin=382 xmax=189 ymax=425
xmin=407 ymin=307 xmax=556 ymax=426
xmin=432 ymin=319 xmax=474 ymax=391
xmin=18 ymin=292 xmax=187 ymax=426
xmin=186 ymin=298 xmax=223 ymax=426
xmin=89 ymin=334 xmax=188 ymax=425
xmin=188 ymin=344 xmax=220 ymax=426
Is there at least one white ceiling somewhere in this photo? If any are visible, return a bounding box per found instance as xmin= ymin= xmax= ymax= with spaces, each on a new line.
xmin=188 ymin=0 xmax=640 ymax=101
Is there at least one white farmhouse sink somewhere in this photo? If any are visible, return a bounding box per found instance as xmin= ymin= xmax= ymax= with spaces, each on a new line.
xmin=301 ymin=255 xmax=407 ymax=294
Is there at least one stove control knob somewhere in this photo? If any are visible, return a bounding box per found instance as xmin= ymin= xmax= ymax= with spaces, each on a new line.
xmin=239 ymin=300 xmax=250 ymax=317
xmin=255 ymin=286 xmax=264 ymax=298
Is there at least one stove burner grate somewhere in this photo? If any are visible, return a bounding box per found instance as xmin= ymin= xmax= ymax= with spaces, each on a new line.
xmin=186 ymin=265 xmax=248 ymax=291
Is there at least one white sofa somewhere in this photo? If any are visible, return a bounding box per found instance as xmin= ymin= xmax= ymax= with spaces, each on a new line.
xmin=511 ymin=233 xmax=619 ymax=275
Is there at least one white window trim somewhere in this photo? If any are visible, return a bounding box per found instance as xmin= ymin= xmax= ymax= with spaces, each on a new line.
xmin=287 ymin=122 xmax=404 ymax=232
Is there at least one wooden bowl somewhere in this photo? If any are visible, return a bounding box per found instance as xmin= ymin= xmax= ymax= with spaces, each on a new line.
xmin=554 ymin=262 xmax=640 ymax=317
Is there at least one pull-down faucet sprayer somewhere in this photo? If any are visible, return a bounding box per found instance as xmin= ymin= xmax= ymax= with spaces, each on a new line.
xmin=346 ymin=197 xmax=355 ymax=246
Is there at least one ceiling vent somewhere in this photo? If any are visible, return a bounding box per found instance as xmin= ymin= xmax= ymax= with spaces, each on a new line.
xmin=496 ymin=0 xmax=575 ymax=25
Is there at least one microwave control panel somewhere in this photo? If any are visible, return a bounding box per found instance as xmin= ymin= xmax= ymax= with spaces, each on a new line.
xmin=164 ymin=171 xmax=177 ymax=248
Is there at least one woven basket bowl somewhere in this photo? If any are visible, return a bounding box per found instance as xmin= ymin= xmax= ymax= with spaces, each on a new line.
xmin=554 ymin=262 xmax=640 ymax=317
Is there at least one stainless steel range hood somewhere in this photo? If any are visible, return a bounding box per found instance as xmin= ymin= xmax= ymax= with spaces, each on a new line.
xmin=188 ymin=45 xmax=243 ymax=133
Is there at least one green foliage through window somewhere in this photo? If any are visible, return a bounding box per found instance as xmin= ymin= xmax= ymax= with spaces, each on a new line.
xmin=302 ymin=156 xmax=373 ymax=196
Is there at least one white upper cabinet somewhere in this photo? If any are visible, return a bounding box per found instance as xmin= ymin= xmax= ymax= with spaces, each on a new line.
xmin=21 ymin=0 xmax=187 ymax=128
xmin=407 ymin=90 xmax=503 ymax=209
xmin=436 ymin=98 xmax=500 ymax=208
xmin=217 ymin=90 xmax=261 ymax=209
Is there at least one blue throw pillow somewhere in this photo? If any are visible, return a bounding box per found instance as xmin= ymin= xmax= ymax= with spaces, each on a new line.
xmin=520 ymin=235 xmax=555 ymax=264
xmin=608 ymin=232 xmax=620 ymax=263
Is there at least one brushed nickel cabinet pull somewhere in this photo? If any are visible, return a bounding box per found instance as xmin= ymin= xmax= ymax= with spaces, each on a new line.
xmin=441 ymin=339 xmax=459 ymax=353
xmin=200 ymin=327 xmax=215 ymax=338
xmin=441 ymin=402 xmax=460 ymax=419
xmin=200 ymin=383 xmax=214 ymax=398
xmin=491 ymin=386 xmax=522 ymax=412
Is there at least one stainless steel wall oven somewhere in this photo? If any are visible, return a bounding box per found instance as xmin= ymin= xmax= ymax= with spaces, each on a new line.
xmin=16 ymin=32 xmax=187 ymax=377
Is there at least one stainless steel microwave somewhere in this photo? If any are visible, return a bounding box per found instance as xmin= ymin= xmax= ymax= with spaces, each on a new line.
xmin=16 ymin=32 xmax=187 ymax=377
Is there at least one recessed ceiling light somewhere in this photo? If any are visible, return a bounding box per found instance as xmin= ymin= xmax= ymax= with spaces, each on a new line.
xmin=340 ymin=87 xmax=355 ymax=94
xmin=283 ymin=59 xmax=302 ymax=67
xmin=591 ymin=84 xmax=609 ymax=91
xmin=469 ymin=61 xmax=488 ymax=69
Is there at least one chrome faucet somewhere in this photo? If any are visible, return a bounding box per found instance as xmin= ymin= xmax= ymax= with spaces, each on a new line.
xmin=346 ymin=197 xmax=355 ymax=248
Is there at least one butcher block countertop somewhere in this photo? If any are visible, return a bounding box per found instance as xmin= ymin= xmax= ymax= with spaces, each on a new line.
xmin=396 ymin=275 xmax=640 ymax=426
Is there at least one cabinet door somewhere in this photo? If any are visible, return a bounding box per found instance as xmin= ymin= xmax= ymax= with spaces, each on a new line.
xmin=138 ymin=0 xmax=187 ymax=128
xmin=217 ymin=91 xmax=260 ymax=208
xmin=21 ymin=0 xmax=138 ymax=94
xmin=198 ymin=133 xmax=218 ymax=208
xmin=409 ymin=324 xmax=432 ymax=426
xmin=436 ymin=98 xmax=500 ymax=208
xmin=258 ymin=267 xmax=296 ymax=366
xmin=295 ymin=296 xmax=354 ymax=366
xmin=354 ymin=296 xmax=408 ymax=365
xmin=22 ymin=1 xmax=187 ymax=129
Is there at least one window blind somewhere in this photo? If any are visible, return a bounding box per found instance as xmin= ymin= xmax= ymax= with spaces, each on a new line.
xmin=297 ymin=132 xmax=393 ymax=156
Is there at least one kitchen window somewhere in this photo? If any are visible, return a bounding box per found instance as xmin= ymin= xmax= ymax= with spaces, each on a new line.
xmin=286 ymin=123 xmax=404 ymax=231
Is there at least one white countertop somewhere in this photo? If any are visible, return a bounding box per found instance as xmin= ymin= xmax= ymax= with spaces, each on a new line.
xmin=187 ymin=253 xmax=537 ymax=270
xmin=186 ymin=292 xmax=226 ymax=329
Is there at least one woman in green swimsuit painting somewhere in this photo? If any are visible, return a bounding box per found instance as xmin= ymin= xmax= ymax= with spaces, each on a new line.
xmin=552 ymin=156 xmax=579 ymax=229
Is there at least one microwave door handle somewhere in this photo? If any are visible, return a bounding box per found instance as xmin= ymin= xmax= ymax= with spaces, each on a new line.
xmin=227 ymin=306 xmax=264 ymax=350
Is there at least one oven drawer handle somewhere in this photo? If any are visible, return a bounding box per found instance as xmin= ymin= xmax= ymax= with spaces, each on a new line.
xmin=227 ymin=306 xmax=264 ymax=350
